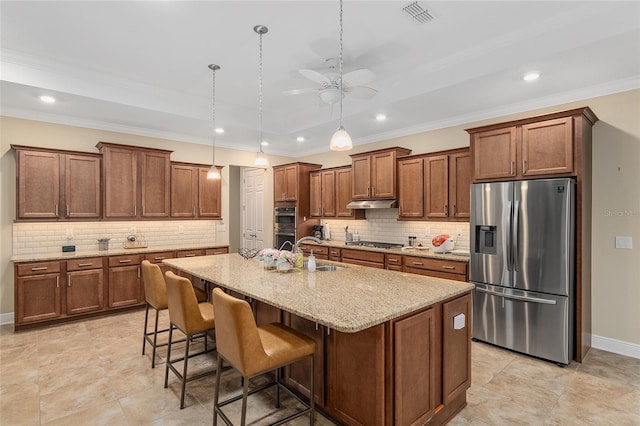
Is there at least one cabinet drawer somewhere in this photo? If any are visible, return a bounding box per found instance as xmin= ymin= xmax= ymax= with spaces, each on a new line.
xmin=176 ymin=249 xmax=204 ymax=258
xmin=385 ymin=254 xmax=403 ymax=267
xmin=404 ymin=256 xmax=467 ymax=275
xmin=300 ymin=245 xmax=329 ymax=257
xmin=144 ymin=251 xmax=176 ymax=264
xmin=17 ymin=261 xmax=61 ymax=276
xmin=108 ymin=254 xmax=142 ymax=267
xmin=67 ymin=258 xmax=103 ymax=271
xmin=328 ymin=248 xmax=341 ymax=258
xmin=341 ymin=249 xmax=385 ymax=264
xmin=205 ymin=247 xmax=228 ymax=255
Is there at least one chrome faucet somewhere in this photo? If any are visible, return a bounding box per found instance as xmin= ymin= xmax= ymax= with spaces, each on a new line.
xmin=294 ymin=236 xmax=322 ymax=253
xmin=278 ymin=240 xmax=294 ymax=251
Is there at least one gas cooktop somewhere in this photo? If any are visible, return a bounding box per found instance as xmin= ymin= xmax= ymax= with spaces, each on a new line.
xmin=345 ymin=241 xmax=404 ymax=250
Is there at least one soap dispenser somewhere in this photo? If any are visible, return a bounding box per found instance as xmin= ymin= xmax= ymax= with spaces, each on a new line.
xmin=307 ymin=250 xmax=316 ymax=272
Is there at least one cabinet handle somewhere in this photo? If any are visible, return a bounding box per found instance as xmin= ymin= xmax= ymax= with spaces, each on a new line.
xmin=119 ymin=259 xmax=132 ymax=263
xmin=56 ymin=276 xmax=59 ymax=288
xmin=134 ymin=205 xmax=137 ymax=216
xmin=143 ymin=206 xmax=145 ymax=216
xmin=55 ymin=204 xmax=59 ymax=216
xmin=138 ymin=267 xmax=140 ymax=278
xmin=31 ymin=267 xmax=48 ymax=271
xmin=193 ymin=206 xmax=196 ymax=216
xmin=523 ymin=159 xmax=527 ymax=173
xmin=444 ymin=205 xmax=448 ymax=216
xmin=78 ymin=263 xmax=93 ymax=267
xmin=68 ymin=276 xmax=71 ymax=287
xmin=66 ymin=205 xmax=69 ymax=217
xmin=442 ymin=266 xmax=455 ymax=270
xmin=412 ymin=261 xmax=424 ymax=266
xmin=510 ymin=161 xmax=515 ymax=175
xmin=389 ymin=259 xmax=399 ymax=263
xmin=367 ymin=186 xmax=370 ymax=197
xmin=372 ymin=187 xmax=376 ymax=196
xmin=184 ymin=254 xmax=196 ymax=257
xmin=452 ymin=205 xmax=456 ymax=216
xmin=154 ymin=257 xmax=166 ymax=261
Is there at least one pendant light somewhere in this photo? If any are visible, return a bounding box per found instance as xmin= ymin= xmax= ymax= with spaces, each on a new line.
xmin=254 ymin=25 xmax=269 ymax=167
xmin=207 ymin=64 xmax=221 ymax=179
xmin=329 ymin=0 xmax=353 ymax=151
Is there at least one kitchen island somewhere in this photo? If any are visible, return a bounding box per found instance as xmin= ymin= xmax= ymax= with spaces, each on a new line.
xmin=164 ymin=253 xmax=474 ymax=425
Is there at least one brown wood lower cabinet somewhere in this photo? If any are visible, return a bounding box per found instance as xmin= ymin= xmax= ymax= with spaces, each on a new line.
xmin=16 ymin=273 xmax=61 ymax=323
xmin=108 ymin=265 xmax=142 ymax=308
xmin=340 ymin=249 xmax=385 ymax=269
xmin=66 ymin=259 xmax=105 ymax=315
xmin=403 ymin=256 xmax=468 ymax=282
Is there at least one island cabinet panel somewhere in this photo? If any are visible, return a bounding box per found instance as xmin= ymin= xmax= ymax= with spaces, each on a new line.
xmin=107 ymin=254 xmax=143 ymax=308
xmin=253 ymin=300 xmax=282 ymax=326
xmin=326 ymin=324 xmax=387 ymax=426
xmin=283 ymin=313 xmax=325 ymax=406
xmin=393 ymin=308 xmax=436 ymax=426
xmin=442 ymin=293 xmax=472 ymax=405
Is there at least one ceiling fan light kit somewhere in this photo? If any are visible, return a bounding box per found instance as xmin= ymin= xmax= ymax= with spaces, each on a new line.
xmin=207 ymin=63 xmax=221 ymax=180
xmin=330 ymin=0 xmax=353 ymax=151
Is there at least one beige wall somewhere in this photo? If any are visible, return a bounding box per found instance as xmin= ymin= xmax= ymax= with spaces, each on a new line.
xmin=2 ymin=89 xmax=638 ymax=348
xmin=0 ymin=117 xmax=293 ymax=314
xmin=301 ymin=89 xmax=640 ymax=347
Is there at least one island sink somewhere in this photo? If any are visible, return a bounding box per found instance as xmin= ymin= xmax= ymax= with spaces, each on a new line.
xmin=303 ymin=261 xmax=344 ymax=271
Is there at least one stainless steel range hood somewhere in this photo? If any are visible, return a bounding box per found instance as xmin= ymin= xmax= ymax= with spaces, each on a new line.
xmin=346 ymin=199 xmax=397 ymax=209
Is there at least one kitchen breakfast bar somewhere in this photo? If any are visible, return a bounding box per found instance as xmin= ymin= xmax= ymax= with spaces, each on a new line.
xmin=163 ymin=253 xmax=474 ymax=426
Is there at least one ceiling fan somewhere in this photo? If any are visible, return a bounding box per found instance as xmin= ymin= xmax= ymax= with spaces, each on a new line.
xmin=283 ymin=58 xmax=377 ymax=105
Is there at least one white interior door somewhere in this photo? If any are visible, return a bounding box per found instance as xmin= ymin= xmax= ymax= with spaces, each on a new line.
xmin=241 ymin=168 xmax=265 ymax=249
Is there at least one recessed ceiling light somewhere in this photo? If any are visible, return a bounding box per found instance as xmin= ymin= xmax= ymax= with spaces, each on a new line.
xmin=296 ymin=136 xmax=305 ymax=142
xmin=375 ymin=114 xmax=387 ymax=121
xmin=261 ymin=141 xmax=269 ymax=146
xmin=215 ymin=127 xmax=224 ymax=134
xmin=523 ymin=71 xmax=541 ymax=81
xmin=39 ymin=95 xmax=56 ymax=103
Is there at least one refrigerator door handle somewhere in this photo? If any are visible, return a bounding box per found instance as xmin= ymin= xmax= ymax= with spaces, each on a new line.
xmin=475 ymin=287 xmax=557 ymax=305
xmin=513 ymin=200 xmax=520 ymax=272
xmin=505 ymin=200 xmax=513 ymax=272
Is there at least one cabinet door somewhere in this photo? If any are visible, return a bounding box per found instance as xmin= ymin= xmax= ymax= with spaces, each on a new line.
xmin=351 ymin=155 xmax=371 ymax=199
xmin=103 ymin=147 xmax=137 ymax=218
xmin=198 ymin=167 xmax=222 ymax=217
xmin=336 ymin=168 xmax=355 ymax=217
xmin=273 ymin=167 xmax=287 ymax=201
xmin=284 ymin=165 xmax=298 ymax=201
xmin=449 ymin=151 xmax=471 ymax=219
xmin=108 ymin=265 xmax=142 ymax=308
xmin=66 ymin=269 xmax=105 ymax=315
xmin=65 ymin=155 xmax=101 ymax=218
xmin=522 ymin=117 xmax=573 ymax=176
xmin=371 ymin=151 xmax=396 ymax=199
xmin=309 ymin=171 xmax=322 ymax=217
xmin=16 ymin=274 xmax=61 ymax=323
xmin=171 ymin=164 xmax=197 ymax=217
xmin=326 ymin=325 xmax=386 ymax=426
xmin=140 ymin=150 xmax=170 ymax=217
xmin=17 ymin=150 xmax=60 ymax=219
xmin=321 ymin=170 xmax=336 ymax=217
xmin=442 ymin=294 xmax=471 ymax=405
xmin=283 ymin=314 xmax=325 ymax=406
xmin=425 ymin=155 xmax=449 ymax=219
xmin=397 ymin=158 xmax=424 ymax=218
xmin=394 ymin=308 xmax=436 ymax=426
xmin=472 ymin=127 xmax=517 ymax=180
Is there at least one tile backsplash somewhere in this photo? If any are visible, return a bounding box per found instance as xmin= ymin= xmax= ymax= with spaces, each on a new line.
xmin=12 ymin=220 xmax=218 ymax=255
xmin=322 ymin=209 xmax=470 ymax=250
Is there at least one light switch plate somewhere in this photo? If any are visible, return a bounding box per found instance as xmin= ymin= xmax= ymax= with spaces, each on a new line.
xmin=615 ymin=236 xmax=633 ymax=249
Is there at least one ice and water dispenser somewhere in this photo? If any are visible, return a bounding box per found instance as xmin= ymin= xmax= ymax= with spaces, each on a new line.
xmin=474 ymin=225 xmax=497 ymax=255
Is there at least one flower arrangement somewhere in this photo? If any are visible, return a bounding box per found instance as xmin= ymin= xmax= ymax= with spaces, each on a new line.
xmin=256 ymin=248 xmax=296 ymax=271
xmin=273 ymin=250 xmax=296 ymax=266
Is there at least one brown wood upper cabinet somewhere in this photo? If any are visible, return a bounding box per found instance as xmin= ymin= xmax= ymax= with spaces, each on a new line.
xmin=469 ymin=115 xmax=574 ymax=181
xmin=170 ymin=163 xmax=222 ymax=218
xmin=13 ymin=146 xmax=101 ymax=220
xmin=273 ymin=162 xmax=321 ymax=203
xmin=351 ymin=147 xmax=411 ymax=200
xmin=98 ymin=142 xmax=172 ymax=219
xmin=397 ymin=148 xmax=471 ymax=221
xmin=310 ymin=169 xmax=335 ymax=218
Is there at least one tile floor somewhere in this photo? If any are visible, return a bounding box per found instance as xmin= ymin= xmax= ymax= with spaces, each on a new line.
xmin=0 ymin=309 xmax=638 ymax=425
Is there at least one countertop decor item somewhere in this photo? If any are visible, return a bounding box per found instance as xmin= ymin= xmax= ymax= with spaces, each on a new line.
xmin=123 ymin=234 xmax=147 ymax=249
xmin=238 ymin=247 xmax=260 ymax=259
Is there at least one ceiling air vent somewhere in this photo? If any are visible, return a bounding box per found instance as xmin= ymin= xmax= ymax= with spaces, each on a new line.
xmin=402 ymin=2 xmax=436 ymax=24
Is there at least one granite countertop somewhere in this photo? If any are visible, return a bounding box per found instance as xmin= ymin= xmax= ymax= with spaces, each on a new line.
xmin=301 ymin=240 xmax=471 ymax=262
xmin=163 ymin=253 xmax=474 ymax=334
xmin=10 ymin=243 xmax=229 ymax=263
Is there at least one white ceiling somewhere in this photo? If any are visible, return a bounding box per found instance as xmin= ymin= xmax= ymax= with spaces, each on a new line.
xmin=1 ymin=1 xmax=639 ymax=157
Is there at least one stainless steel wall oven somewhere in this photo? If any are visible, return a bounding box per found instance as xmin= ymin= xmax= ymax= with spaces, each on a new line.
xmin=274 ymin=207 xmax=296 ymax=249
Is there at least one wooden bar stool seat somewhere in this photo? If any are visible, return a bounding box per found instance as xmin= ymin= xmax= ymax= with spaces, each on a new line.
xmin=164 ymin=271 xmax=218 ymax=409
xmin=212 ymin=288 xmax=316 ymax=426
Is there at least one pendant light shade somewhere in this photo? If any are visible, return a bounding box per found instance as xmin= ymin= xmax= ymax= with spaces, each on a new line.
xmin=253 ymin=25 xmax=269 ymax=167
xmin=207 ymin=64 xmax=221 ymax=179
xmin=330 ymin=0 xmax=352 ymax=151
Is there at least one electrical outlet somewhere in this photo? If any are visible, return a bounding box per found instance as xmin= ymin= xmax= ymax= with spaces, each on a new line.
xmin=457 ymin=229 xmax=463 ymax=238
xmin=65 ymin=229 xmax=74 ymax=239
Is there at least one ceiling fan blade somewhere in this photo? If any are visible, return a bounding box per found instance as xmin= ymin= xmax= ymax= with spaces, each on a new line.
xmin=342 ymin=69 xmax=375 ymax=86
xmin=299 ymin=69 xmax=331 ymax=85
xmin=344 ymin=85 xmax=378 ymax=100
xmin=283 ymin=87 xmax=319 ymax=95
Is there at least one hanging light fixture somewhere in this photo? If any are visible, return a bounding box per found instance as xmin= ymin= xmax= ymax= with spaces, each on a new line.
xmin=329 ymin=0 xmax=353 ymax=151
xmin=254 ymin=25 xmax=269 ymax=167
xmin=207 ymin=64 xmax=221 ymax=179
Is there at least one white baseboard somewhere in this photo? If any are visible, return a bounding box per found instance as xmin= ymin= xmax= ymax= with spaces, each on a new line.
xmin=592 ymin=334 xmax=640 ymax=359
xmin=0 ymin=312 xmax=15 ymax=326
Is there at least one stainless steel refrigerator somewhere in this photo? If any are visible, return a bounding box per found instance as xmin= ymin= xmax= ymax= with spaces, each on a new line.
xmin=470 ymin=178 xmax=575 ymax=364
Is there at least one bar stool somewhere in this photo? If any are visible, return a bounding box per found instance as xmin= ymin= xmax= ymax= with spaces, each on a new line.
xmin=164 ymin=271 xmax=218 ymax=409
xmin=141 ymin=261 xmax=207 ymax=368
xmin=212 ymin=288 xmax=316 ymax=426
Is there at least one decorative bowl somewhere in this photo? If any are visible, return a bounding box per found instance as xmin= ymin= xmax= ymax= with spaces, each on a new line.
xmin=238 ymin=248 xmax=260 ymax=259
